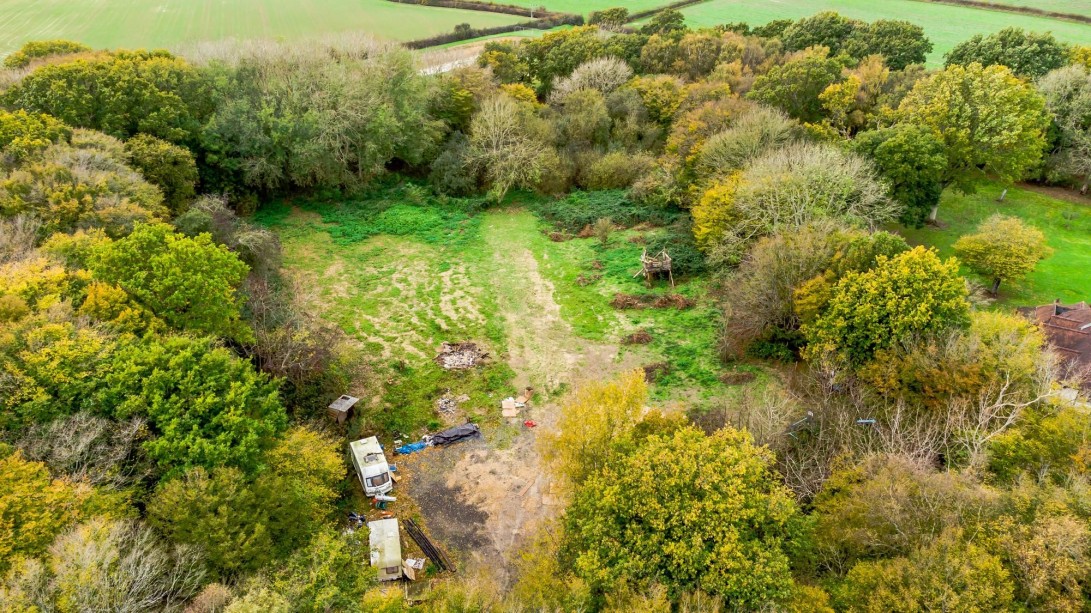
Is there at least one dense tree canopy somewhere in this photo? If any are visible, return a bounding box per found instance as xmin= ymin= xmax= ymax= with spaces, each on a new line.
xmin=946 ymin=27 xmax=1070 ymax=79
xmin=562 ymin=425 xmax=805 ymax=606
xmin=3 ymin=50 xmax=212 ymax=144
xmin=803 ymin=246 xmax=971 ymax=367
xmin=852 ymin=124 xmax=946 ymax=228
xmin=89 ymin=223 xmax=250 ymax=339
xmin=898 ymin=63 xmax=1048 ymax=218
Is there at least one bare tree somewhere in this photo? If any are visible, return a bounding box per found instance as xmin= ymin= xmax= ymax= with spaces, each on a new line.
xmin=17 ymin=413 xmax=150 ymax=489
xmin=49 ymin=519 xmax=205 ymax=613
xmin=0 ymin=215 xmax=41 ymax=264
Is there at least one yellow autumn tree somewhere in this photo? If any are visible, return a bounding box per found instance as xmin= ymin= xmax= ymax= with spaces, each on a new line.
xmin=541 ymin=369 xmax=648 ymax=488
xmin=0 ymin=451 xmax=92 ymax=572
xmin=691 ymin=173 xmax=742 ymax=251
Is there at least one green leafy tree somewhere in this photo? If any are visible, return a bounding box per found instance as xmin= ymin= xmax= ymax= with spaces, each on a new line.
xmin=803 ymin=246 xmax=971 ymax=366
xmin=201 ymin=46 xmax=440 ymax=193
xmin=3 ymin=50 xmax=212 ymax=144
xmin=781 ymin=12 xmax=860 ymax=54
xmin=562 ymin=425 xmax=806 ymax=605
xmin=477 ymin=41 xmax=529 ymax=85
xmin=898 ymin=63 xmax=1049 ymax=220
xmin=946 ymin=27 xmax=1069 ymax=79
xmin=89 ymin=223 xmax=250 ymax=339
xmin=953 ymin=214 xmax=1052 ymax=295
xmin=639 ymin=9 xmax=685 ymax=36
xmin=3 ymin=40 xmax=91 ymax=69
xmin=148 ymin=467 xmax=274 ymax=578
xmin=148 ymin=429 xmax=339 ymax=578
xmin=99 ymin=335 xmax=286 ymax=478
xmin=748 ymin=51 xmax=844 ymax=122
xmin=852 ymin=124 xmax=946 ymax=228
xmin=521 ymin=26 xmax=607 ymax=92
xmin=588 ymin=7 xmax=629 ymax=29
xmin=124 ymin=134 xmax=198 ymax=214
xmin=843 ymin=20 xmax=932 ymax=70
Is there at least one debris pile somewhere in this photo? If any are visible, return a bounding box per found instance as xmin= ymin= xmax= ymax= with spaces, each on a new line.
xmin=435 ymin=393 xmax=469 ymax=414
xmin=611 ymin=293 xmax=694 ymax=310
xmin=643 ymin=362 xmax=669 ymax=382
xmin=434 ymin=342 xmax=488 ymax=370
xmin=622 ymin=330 xmax=653 ymax=345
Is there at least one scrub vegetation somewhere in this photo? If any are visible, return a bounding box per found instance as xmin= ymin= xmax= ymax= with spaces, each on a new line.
xmin=1 ymin=6 xmax=1090 ymax=612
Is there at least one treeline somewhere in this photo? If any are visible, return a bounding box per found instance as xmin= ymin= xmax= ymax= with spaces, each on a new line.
xmin=0 ymin=8 xmax=1089 ymax=611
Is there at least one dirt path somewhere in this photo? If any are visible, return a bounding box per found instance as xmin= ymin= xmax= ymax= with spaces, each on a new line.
xmin=400 ymin=210 xmax=634 ymax=584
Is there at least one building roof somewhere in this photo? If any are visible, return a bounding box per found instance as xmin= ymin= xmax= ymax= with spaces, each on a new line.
xmin=328 ymin=394 xmax=359 ymax=412
xmin=368 ymin=518 xmax=402 ymax=569
xmin=1025 ymin=301 xmax=1091 ymax=379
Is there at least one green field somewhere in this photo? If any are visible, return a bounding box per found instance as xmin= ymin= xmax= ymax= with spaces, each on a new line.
xmin=673 ymin=0 xmax=1091 ymax=65
xmin=0 ymin=0 xmax=525 ymax=56
xmin=899 ymin=183 xmax=1091 ymax=306
xmin=992 ymin=0 xmax=1091 ymax=15
xmin=504 ymin=0 xmax=667 ymax=15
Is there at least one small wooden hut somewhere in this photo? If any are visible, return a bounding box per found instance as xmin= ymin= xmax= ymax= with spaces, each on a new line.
xmin=635 ymin=248 xmax=674 ymax=287
xmin=327 ymin=394 xmax=359 ymax=424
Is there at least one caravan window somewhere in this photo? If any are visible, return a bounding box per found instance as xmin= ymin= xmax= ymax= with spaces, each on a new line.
xmin=367 ymin=473 xmax=390 ymax=488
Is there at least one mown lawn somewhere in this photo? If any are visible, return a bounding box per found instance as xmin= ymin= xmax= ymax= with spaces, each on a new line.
xmin=671 ymin=0 xmax=1091 ymax=65
xmin=898 ymin=183 xmax=1091 ymax=307
xmin=0 ymin=0 xmax=525 ymax=55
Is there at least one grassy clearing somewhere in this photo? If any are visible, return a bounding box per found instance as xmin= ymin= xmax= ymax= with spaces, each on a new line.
xmin=262 ymin=186 xmax=743 ymax=422
xmin=257 ymin=189 xmax=515 ymax=436
xmin=0 ymin=0 xmax=525 ymax=56
xmin=898 ymin=183 xmax=1091 ymax=307
xmin=670 ymin=0 xmax=1091 ymax=66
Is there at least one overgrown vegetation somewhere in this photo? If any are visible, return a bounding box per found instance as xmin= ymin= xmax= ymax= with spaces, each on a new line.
xmin=0 ymin=9 xmax=1089 ymax=612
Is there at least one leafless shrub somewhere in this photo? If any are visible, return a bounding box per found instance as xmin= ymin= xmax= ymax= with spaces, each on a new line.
xmin=48 ymin=519 xmax=205 ymax=612
xmin=17 ymin=413 xmax=150 ymax=488
xmin=0 ymin=215 xmax=41 ymax=263
xmin=550 ymin=57 xmax=633 ymax=104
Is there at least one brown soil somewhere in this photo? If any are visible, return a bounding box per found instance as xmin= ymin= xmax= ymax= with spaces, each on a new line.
xmin=622 ymin=330 xmax=653 ymax=345
xmin=611 ymin=292 xmax=694 ymax=310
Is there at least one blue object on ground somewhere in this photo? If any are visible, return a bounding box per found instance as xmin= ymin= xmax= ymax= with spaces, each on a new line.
xmin=396 ymin=441 xmax=427 ymax=455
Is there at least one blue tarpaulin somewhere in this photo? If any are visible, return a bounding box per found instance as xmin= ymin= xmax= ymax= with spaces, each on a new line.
xmin=396 ymin=441 xmax=428 ymax=455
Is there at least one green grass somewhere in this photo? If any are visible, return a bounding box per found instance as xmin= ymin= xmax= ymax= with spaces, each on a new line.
xmin=0 ymin=0 xmax=526 ymax=56
xmin=897 ymin=183 xmax=1091 ymax=307
xmin=988 ymin=0 xmax=1091 ymax=16
xmin=671 ymin=0 xmax=1091 ymax=66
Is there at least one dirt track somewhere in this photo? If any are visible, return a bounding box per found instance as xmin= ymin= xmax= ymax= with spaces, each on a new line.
xmin=398 ymin=210 xmax=639 ymax=585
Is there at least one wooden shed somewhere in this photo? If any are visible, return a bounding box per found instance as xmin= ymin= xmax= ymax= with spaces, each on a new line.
xmin=327 ymin=394 xmax=359 ymax=424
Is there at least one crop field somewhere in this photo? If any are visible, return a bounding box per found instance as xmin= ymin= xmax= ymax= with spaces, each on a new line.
xmin=672 ymin=0 xmax=1091 ymax=65
xmin=899 ymin=183 xmax=1091 ymax=307
xmin=0 ymin=0 xmax=524 ymax=56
